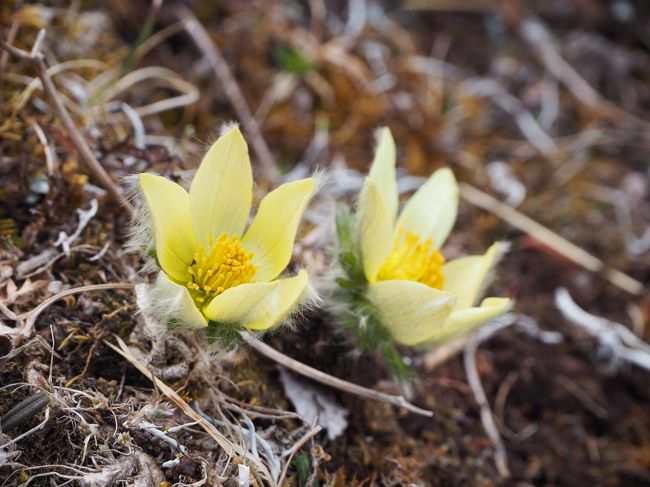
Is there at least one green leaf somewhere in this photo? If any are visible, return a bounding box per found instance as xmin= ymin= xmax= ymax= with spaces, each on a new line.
xmin=273 ymin=45 xmax=317 ymax=75
xmin=294 ymin=452 xmax=311 ymax=486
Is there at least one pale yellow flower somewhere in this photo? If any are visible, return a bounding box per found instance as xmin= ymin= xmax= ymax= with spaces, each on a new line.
xmin=356 ymin=128 xmax=511 ymax=346
xmin=136 ymin=126 xmax=314 ymax=331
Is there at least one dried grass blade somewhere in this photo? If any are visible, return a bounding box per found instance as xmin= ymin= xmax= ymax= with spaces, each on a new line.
xmin=460 ymin=183 xmax=644 ymax=296
xmin=104 ymin=336 xmax=276 ymax=485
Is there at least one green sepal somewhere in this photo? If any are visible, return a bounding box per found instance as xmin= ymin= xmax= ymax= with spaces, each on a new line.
xmin=334 ymin=207 xmax=413 ymax=379
xmin=205 ymin=321 xmax=244 ymax=348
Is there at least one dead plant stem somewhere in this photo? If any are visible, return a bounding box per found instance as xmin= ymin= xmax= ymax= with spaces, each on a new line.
xmin=464 ymin=321 xmax=512 ymax=478
xmin=460 ymin=182 xmax=644 ymax=296
xmin=240 ymin=332 xmax=434 ymax=417
xmin=0 ymin=33 xmax=135 ymax=215
xmin=179 ymin=9 xmax=280 ymax=184
xmin=104 ymin=336 xmax=277 ymax=485
xmin=19 ymin=282 xmax=134 ymax=340
xmin=277 ymin=425 xmax=323 ymax=486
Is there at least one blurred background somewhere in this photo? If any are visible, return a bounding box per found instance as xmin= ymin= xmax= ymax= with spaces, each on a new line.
xmin=1 ymin=1 xmax=649 ymax=485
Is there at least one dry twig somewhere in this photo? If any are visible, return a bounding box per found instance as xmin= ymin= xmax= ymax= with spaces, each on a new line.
xmin=18 ymin=282 xmax=134 ymax=341
xmin=277 ymin=425 xmax=323 ymax=486
xmin=555 ymin=288 xmax=650 ymax=372
xmin=424 ymin=334 xmax=473 ymax=371
xmin=520 ymin=18 xmax=650 ymax=131
xmin=180 ymin=9 xmax=280 ymax=183
xmin=104 ymin=336 xmax=276 ymax=485
xmin=464 ymin=320 xmax=512 ymax=478
xmin=241 ymin=332 xmax=434 ymax=417
xmin=0 ymin=32 xmax=135 ymax=215
xmin=460 ymin=183 xmax=644 ymax=296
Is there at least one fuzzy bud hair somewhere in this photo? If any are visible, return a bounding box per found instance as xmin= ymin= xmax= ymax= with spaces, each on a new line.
xmin=139 ymin=272 xmax=208 ymax=332
xmin=124 ymin=174 xmax=155 ymax=262
xmin=218 ymin=121 xmax=240 ymax=137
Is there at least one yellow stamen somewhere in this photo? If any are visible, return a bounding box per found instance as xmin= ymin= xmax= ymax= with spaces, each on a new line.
xmin=377 ymin=229 xmax=445 ymax=289
xmin=186 ymin=233 xmax=256 ymax=305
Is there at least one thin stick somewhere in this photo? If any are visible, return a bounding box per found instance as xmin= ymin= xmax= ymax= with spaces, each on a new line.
xmin=241 ymin=332 xmax=433 ymax=417
xmin=0 ymin=34 xmax=135 ymax=215
xmin=30 ymin=121 xmax=56 ymax=175
xmin=460 ymin=182 xmax=644 ymax=296
xmin=19 ymin=282 xmax=134 ymax=340
xmin=277 ymin=425 xmax=322 ymax=486
xmin=520 ymin=18 xmax=650 ymax=131
xmin=179 ymin=9 xmax=280 ymax=184
xmin=0 ymin=13 xmax=19 ymax=75
xmin=423 ymin=334 xmax=472 ymax=371
xmin=464 ymin=321 xmax=512 ymax=478
xmin=104 ymin=337 xmax=275 ymax=485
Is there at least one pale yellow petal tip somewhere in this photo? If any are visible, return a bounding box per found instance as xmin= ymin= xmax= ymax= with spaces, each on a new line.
xmin=367 ymin=127 xmax=398 ymax=219
xmin=203 ymin=124 xmax=248 ymax=163
xmin=241 ymin=176 xmax=315 ymax=282
xmin=138 ymin=172 xmax=166 ymax=191
xmin=433 ymin=167 xmax=459 ymax=193
xmin=218 ymin=122 xmax=243 ymax=139
xmin=489 ymin=240 xmax=512 ymax=260
xmin=296 ymin=177 xmax=315 ymax=197
xmin=481 ymin=297 xmax=513 ymax=314
xmin=244 ymin=269 xmax=313 ymax=331
xmin=374 ymin=127 xmax=395 ymax=157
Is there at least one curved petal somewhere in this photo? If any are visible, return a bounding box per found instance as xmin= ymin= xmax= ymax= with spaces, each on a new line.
xmin=147 ymin=272 xmax=207 ymax=328
xmin=190 ymin=126 xmax=253 ymax=246
xmin=139 ymin=174 xmax=194 ymax=282
xmin=367 ymin=280 xmax=456 ymax=346
xmin=358 ymin=181 xmax=394 ymax=283
xmin=395 ymin=167 xmax=458 ymax=249
xmin=431 ymin=297 xmax=512 ymax=342
xmin=443 ymin=242 xmax=509 ymax=310
xmin=202 ymin=280 xmax=278 ymax=324
xmin=242 ymin=178 xmax=314 ymax=282
xmin=368 ymin=127 xmax=398 ymax=220
xmin=245 ymin=270 xmax=310 ymax=330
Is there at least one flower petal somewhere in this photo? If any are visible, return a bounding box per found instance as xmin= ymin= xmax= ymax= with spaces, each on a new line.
xmin=147 ymin=272 xmax=207 ymax=328
xmin=367 ymin=280 xmax=456 ymax=346
xmin=434 ymin=297 xmax=512 ymax=342
xmin=368 ymin=127 xmax=398 ymax=220
xmin=358 ymin=181 xmax=394 ymax=283
xmin=190 ymin=126 xmax=253 ymax=246
xmin=139 ymin=173 xmax=194 ymax=282
xmin=242 ymin=178 xmax=314 ymax=282
xmin=443 ymin=242 xmax=509 ymax=310
xmin=245 ymin=270 xmax=310 ymax=330
xmin=395 ymin=167 xmax=459 ymax=249
xmin=203 ymin=271 xmax=309 ymax=330
xmin=203 ymin=280 xmax=279 ymax=324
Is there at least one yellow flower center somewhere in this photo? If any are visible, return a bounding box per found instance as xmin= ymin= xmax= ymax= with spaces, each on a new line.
xmin=377 ymin=229 xmax=445 ymax=289
xmin=186 ymin=233 xmax=257 ymax=305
